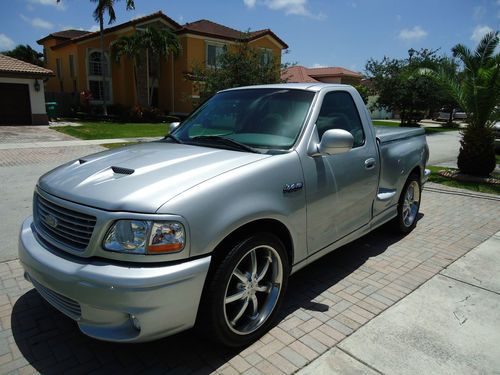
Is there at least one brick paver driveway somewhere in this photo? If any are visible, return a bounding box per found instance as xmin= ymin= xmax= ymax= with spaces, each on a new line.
xmin=0 ymin=183 xmax=499 ymax=374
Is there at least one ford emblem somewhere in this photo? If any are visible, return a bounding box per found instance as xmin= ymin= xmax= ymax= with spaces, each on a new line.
xmin=44 ymin=214 xmax=58 ymax=228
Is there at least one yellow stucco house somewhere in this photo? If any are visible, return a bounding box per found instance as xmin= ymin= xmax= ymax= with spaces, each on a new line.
xmin=37 ymin=11 xmax=288 ymax=115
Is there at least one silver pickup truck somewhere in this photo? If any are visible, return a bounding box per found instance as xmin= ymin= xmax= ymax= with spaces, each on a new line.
xmin=19 ymin=83 xmax=429 ymax=347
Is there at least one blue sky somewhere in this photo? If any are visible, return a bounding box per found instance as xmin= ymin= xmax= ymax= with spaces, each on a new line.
xmin=0 ymin=0 xmax=499 ymax=73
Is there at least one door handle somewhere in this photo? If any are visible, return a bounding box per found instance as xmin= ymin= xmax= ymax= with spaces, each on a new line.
xmin=364 ymin=158 xmax=376 ymax=170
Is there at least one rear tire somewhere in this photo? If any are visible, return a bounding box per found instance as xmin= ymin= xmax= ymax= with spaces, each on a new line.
xmin=199 ymin=233 xmax=289 ymax=347
xmin=394 ymin=174 xmax=421 ymax=234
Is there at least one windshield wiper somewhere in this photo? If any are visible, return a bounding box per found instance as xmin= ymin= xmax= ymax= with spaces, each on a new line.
xmin=164 ymin=134 xmax=182 ymax=143
xmin=191 ymin=135 xmax=259 ymax=153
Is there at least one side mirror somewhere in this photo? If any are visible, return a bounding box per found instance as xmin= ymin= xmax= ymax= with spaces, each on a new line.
xmin=168 ymin=122 xmax=180 ymax=133
xmin=317 ymin=129 xmax=354 ymax=155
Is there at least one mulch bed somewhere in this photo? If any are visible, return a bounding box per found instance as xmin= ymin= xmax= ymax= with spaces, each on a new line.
xmin=438 ymin=169 xmax=500 ymax=186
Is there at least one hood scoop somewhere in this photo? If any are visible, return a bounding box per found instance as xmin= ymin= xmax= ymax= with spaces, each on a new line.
xmin=111 ymin=166 xmax=134 ymax=175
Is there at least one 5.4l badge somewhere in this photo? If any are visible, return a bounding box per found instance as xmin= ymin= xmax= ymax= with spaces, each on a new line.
xmin=283 ymin=182 xmax=303 ymax=193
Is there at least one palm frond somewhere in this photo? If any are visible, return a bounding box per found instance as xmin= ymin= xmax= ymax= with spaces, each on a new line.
xmin=475 ymin=31 xmax=499 ymax=68
xmin=452 ymin=44 xmax=476 ymax=72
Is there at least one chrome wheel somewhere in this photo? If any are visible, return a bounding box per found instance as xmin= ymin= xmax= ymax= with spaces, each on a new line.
xmin=402 ymin=180 xmax=420 ymax=227
xmin=223 ymin=245 xmax=284 ymax=335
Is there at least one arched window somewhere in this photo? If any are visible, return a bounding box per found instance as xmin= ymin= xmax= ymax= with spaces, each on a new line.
xmin=88 ymin=51 xmax=108 ymax=76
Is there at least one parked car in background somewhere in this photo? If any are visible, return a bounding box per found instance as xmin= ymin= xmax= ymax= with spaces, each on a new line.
xmin=19 ymin=83 xmax=430 ymax=347
xmin=435 ymin=108 xmax=467 ymax=121
xmin=494 ymin=121 xmax=500 ymax=152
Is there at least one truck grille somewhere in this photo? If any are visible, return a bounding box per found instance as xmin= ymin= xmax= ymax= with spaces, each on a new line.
xmin=34 ymin=193 xmax=96 ymax=251
xmin=30 ymin=275 xmax=81 ymax=320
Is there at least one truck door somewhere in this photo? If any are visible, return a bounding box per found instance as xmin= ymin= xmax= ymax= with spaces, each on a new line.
xmin=302 ymin=90 xmax=379 ymax=253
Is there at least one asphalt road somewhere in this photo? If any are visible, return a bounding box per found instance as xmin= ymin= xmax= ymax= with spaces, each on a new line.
xmin=0 ymin=145 xmax=105 ymax=262
xmin=425 ymin=130 xmax=461 ymax=167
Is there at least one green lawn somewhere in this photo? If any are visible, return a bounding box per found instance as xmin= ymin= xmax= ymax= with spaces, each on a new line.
xmin=427 ymin=165 xmax=499 ymax=195
xmin=52 ymin=122 xmax=169 ymax=140
xmin=103 ymin=142 xmax=140 ymax=149
xmin=372 ymin=120 xmax=458 ymax=134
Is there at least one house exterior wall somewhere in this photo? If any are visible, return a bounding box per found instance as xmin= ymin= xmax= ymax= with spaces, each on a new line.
xmin=0 ymin=76 xmax=49 ymax=124
xmin=40 ymin=24 xmax=284 ymax=115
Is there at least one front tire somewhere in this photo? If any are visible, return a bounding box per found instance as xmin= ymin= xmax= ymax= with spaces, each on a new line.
xmin=201 ymin=233 xmax=289 ymax=347
xmin=395 ymin=174 xmax=421 ymax=233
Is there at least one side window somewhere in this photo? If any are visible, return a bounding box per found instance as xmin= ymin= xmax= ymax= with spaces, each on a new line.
xmin=316 ymin=91 xmax=365 ymax=147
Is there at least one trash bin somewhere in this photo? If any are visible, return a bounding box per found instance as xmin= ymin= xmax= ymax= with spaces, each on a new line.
xmin=46 ymin=102 xmax=58 ymax=120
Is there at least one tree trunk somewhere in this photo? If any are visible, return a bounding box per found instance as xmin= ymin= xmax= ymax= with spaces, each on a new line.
xmin=99 ymin=17 xmax=108 ymax=116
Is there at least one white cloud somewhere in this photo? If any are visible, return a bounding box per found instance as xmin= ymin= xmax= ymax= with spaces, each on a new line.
xmin=89 ymin=25 xmax=100 ymax=32
xmin=178 ymin=15 xmax=185 ymax=24
xmin=0 ymin=34 xmax=15 ymax=50
xmin=471 ymin=24 xmax=493 ymax=42
xmin=398 ymin=26 xmax=428 ymax=41
xmin=20 ymin=14 xmax=54 ymax=29
xmin=244 ymin=0 xmax=257 ymax=7
xmin=243 ymin=0 xmax=325 ymax=19
xmin=473 ymin=6 xmax=485 ymax=20
xmin=312 ymin=63 xmax=327 ymax=68
xmin=28 ymin=0 xmax=66 ymax=11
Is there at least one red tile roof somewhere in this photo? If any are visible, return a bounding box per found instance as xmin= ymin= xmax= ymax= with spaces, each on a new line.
xmin=282 ymin=65 xmax=361 ymax=83
xmin=180 ymin=20 xmax=288 ymax=48
xmin=41 ymin=11 xmax=182 ymax=48
xmin=37 ymin=29 xmax=91 ymax=44
xmin=307 ymin=67 xmax=361 ymax=77
xmin=39 ymin=11 xmax=287 ymax=50
xmin=0 ymin=54 xmax=54 ymax=77
xmin=281 ymin=66 xmax=319 ymax=83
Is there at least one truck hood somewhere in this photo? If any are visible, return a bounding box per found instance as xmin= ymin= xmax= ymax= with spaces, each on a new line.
xmin=38 ymin=141 xmax=269 ymax=212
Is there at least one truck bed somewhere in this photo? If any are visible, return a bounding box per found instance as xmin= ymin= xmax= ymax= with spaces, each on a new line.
xmin=375 ymin=126 xmax=425 ymax=143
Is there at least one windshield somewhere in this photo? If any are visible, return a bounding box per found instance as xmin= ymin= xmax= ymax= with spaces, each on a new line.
xmin=172 ymin=88 xmax=315 ymax=150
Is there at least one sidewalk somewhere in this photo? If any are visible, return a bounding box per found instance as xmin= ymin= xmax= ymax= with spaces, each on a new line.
xmin=299 ymin=230 xmax=500 ymax=375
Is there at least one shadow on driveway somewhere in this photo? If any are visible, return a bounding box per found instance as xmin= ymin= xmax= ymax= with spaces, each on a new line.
xmin=11 ymin=221 xmax=416 ymax=374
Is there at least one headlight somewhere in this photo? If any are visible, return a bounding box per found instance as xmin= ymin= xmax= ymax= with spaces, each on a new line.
xmin=103 ymin=220 xmax=185 ymax=254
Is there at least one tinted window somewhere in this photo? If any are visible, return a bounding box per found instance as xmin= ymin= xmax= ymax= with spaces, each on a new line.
xmin=316 ymin=91 xmax=365 ymax=147
xmin=174 ymin=89 xmax=315 ymax=150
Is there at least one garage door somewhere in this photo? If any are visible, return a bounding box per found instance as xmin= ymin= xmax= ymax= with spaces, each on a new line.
xmin=0 ymin=83 xmax=31 ymax=125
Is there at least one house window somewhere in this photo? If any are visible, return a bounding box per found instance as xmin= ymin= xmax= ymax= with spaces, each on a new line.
xmin=87 ymin=50 xmax=111 ymax=102
xmin=89 ymin=80 xmax=111 ymax=101
xmin=206 ymin=43 xmax=225 ymax=68
xmin=88 ymin=51 xmax=109 ymax=76
xmin=260 ymin=48 xmax=274 ymax=66
xmin=69 ymin=55 xmax=75 ymax=78
xmin=56 ymin=58 xmax=62 ymax=79
xmin=43 ymin=48 xmax=48 ymax=64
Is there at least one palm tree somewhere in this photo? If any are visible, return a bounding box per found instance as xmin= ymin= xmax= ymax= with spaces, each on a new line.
xmin=437 ymin=31 xmax=500 ymax=176
xmin=91 ymin=0 xmax=135 ymax=115
xmin=111 ymin=27 xmax=180 ymax=106
xmin=57 ymin=0 xmax=135 ymax=115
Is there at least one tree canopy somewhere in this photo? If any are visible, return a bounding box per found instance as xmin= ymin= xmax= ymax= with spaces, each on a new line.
xmin=365 ymin=48 xmax=454 ymax=126
xmin=1 ymin=44 xmax=44 ymax=66
xmin=191 ymin=39 xmax=286 ymax=104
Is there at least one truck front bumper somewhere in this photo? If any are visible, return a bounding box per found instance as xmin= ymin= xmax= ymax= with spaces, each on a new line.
xmin=19 ymin=217 xmax=211 ymax=343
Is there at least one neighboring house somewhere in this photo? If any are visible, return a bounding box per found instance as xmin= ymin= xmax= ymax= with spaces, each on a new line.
xmin=360 ymin=78 xmax=394 ymax=120
xmin=282 ymin=65 xmax=362 ymax=86
xmin=0 ymin=54 xmax=53 ymax=125
xmin=38 ymin=11 xmax=288 ymax=115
